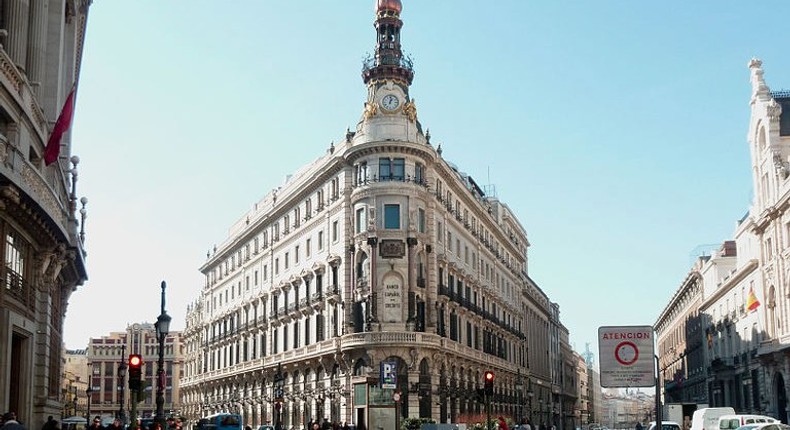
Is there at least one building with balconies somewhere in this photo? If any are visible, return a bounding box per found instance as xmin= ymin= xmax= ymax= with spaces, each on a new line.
xmin=0 ymin=1 xmax=92 ymax=426
xmin=86 ymin=324 xmax=184 ymax=421
xmin=179 ymin=1 xmax=539 ymax=428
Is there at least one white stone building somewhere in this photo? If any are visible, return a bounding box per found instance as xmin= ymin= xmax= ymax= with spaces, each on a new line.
xmin=655 ymin=58 xmax=790 ymax=421
xmin=180 ymin=1 xmax=538 ymax=428
xmin=748 ymin=58 xmax=790 ymax=421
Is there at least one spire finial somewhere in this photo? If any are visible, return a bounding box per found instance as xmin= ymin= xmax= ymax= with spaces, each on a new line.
xmin=749 ymin=58 xmax=770 ymax=101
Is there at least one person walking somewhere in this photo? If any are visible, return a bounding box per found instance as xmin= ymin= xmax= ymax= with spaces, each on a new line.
xmin=636 ymin=423 xmax=644 ymax=430
xmin=2 ymin=412 xmax=27 ymax=430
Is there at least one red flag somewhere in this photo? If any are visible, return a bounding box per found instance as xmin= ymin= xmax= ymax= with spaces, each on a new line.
xmin=44 ymin=85 xmax=76 ymax=166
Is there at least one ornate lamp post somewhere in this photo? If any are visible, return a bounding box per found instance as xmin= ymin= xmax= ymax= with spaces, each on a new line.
xmin=118 ymin=344 xmax=128 ymax=424
xmin=86 ymin=386 xmax=94 ymax=421
xmin=155 ymin=281 xmax=172 ymax=430
xmin=515 ymin=371 xmax=524 ymax=425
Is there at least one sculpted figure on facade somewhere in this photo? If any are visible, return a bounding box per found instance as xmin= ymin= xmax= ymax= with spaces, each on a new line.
xmin=363 ymin=101 xmax=378 ymax=120
xmin=403 ymin=99 xmax=417 ymax=122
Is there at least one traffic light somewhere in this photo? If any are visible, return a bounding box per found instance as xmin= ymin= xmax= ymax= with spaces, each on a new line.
xmin=128 ymin=354 xmax=143 ymax=390
xmin=484 ymin=370 xmax=495 ymax=396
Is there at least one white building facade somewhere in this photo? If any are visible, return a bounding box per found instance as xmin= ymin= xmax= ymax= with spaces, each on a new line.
xmin=180 ymin=1 xmax=533 ymax=428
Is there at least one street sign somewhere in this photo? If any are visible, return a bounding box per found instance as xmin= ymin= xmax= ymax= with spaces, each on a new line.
xmin=598 ymin=325 xmax=655 ymax=388
xmin=380 ymin=361 xmax=397 ymax=389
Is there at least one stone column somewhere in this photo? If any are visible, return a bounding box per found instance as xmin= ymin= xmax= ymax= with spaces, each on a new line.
xmin=5 ymin=0 xmax=30 ymax=71
xmin=26 ymin=0 xmax=47 ymax=94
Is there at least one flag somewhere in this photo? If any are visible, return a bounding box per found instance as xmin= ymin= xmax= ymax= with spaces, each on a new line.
xmin=746 ymin=286 xmax=761 ymax=311
xmin=44 ymin=85 xmax=76 ymax=166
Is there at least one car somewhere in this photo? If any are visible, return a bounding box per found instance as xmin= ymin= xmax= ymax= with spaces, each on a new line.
xmin=721 ymin=416 xmax=779 ymax=430
xmin=257 ymin=426 xmax=275 ymax=430
xmin=647 ymin=421 xmax=682 ymax=430
xmin=736 ymin=424 xmax=790 ymax=430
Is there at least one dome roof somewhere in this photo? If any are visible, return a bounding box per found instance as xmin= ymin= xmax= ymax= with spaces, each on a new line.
xmin=377 ymin=0 xmax=402 ymax=14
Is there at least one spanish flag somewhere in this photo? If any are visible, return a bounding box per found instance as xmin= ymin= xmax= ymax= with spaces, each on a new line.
xmin=746 ymin=286 xmax=761 ymax=311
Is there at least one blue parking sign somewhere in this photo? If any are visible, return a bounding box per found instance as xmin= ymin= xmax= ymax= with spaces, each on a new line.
xmin=380 ymin=361 xmax=397 ymax=389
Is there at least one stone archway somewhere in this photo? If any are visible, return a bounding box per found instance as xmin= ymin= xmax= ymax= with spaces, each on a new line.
xmin=775 ymin=372 xmax=788 ymax=423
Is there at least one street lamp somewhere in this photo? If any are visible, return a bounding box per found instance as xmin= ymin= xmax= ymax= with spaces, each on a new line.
xmin=86 ymin=386 xmax=94 ymax=422
xmin=274 ymin=364 xmax=284 ymax=430
xmin=515 ymin=371 xmax=524 ymax=425
xmin=118 ymin=344 xmax=128 ymax=424
xmin=155 ymin=281 xmax=172 ymax=430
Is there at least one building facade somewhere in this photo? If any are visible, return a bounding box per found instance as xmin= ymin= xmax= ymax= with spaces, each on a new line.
xmin=655 ymin=254 xmax=708 ymax=406
xmin=86 ymin=324 xmax=184 ymax=422
xmin=655 ymin=59 xmax=789 ymax=421
xmin=0 ymin=1 xmax=92 ymax=427
xmin=180 ymin=1 xmax=544 ymax=428
xmin=63 ymin=349 xmax=88 ymax=419
xmin=747 ymin=58 xmax=790 ymax=422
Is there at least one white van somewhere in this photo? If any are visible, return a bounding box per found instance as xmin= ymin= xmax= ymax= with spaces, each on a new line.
xmin=691 ymin=407 xmax=736 ymax=430
xmin=719 ymin=415 xmax=778 ymax=430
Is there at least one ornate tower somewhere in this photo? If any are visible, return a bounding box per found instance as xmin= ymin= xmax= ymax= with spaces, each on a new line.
xmin=359 ymin=0 xmax=420 ymax=129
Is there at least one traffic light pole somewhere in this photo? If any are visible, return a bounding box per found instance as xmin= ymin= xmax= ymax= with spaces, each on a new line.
xmin=486 ymin=393 xmax=492 ymax=430
xmin=129 ymin=388 xmax=139 ymax=430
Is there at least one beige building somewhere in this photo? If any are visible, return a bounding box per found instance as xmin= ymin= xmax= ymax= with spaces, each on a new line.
xmin=574 ymin=352 xmax=588 ymax=427
xmin=63 ymin=349 xmax=88 ymax=418
xmin=178 ymin=1 xmax=555 ymax=428
xmin=86 ymin=324 xmax=184 ymax=422
xmin=0 ymin=1 xmax=92 ymax=427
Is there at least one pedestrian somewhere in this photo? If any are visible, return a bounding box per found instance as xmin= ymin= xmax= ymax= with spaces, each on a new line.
xmin=87 ymin=417 xmax=103 ymax=430
xmin=2 ymin=412 xmax=26 ymax=430
xmin=636 ymin=423 xmax=644 ymax=430
xmin=524 ymin=421 xmax=532 ymax=430
xmin=498 ymin=416 xmax=510 ymax=430
xmin=106 ymin=419 xmax=123 ymax=430
xmin=41 ymin=416 xmax=57 ymax=430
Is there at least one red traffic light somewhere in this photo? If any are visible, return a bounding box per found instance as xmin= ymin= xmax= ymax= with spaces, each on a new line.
xmin=129 ymin=354 xmax=142 ymax=367
xmin=485 ymin=371 xmax=495 ymax=381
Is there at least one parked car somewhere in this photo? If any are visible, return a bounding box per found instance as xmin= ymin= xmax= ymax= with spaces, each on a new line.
xmin=647 ymin=421 xmax=682 ymax=430
xmin=691 ymin=408 xmax=737 ymax=430
xmin=736 ymin=424 xmax=790 ymax=430
xmin=720 ymin=416 xmax=778 ymax=430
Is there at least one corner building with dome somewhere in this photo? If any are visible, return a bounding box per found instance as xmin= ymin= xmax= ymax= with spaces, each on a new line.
xmin=180 ymin=1 xmax=555 ymax=427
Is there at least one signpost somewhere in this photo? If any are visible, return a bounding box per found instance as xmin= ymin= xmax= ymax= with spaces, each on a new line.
xmin=598 ymin=325 xmax=654 ymax=388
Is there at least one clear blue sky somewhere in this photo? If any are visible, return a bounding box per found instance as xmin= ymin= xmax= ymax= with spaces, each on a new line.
xmin=65 ymin=1 xmax=790 ymax=364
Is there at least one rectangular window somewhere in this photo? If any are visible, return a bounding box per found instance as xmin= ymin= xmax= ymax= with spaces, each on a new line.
xmin=384 ymin=204 xmax=400 ymax=229
xmin=418 ymin=208 xmax=425 ymax=233
xmin=379 ymin=158 xmax=405 ymax=181
xmin=356 ymin=207 xmax=366 ymax=233
xmin=437 ymin=222 xmax=443 ymax=242
xmin=379 ymin=158 xmax=391 ymax=180
xmin=254 ymin=270 xmax=259 ymax=286
xmin=264 ymin=265 xmax=268 ymax=280
xmin=306 ymin=239 xmax=312 ymax=257
xmin=415 ymin=163 xmax=424 ymax=184
xmin=275 ymin=258 xmax=280 ymax=275
xmin=392 ymin=158 xmax=405 ymax=180
xmin=284 ymin=253 xmax=289 ymax=269
xmin=332 ymin=221 xmax=339 ymax=242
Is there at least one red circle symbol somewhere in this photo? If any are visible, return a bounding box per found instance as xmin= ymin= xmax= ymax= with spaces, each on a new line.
xmin=614 ymin=341 xmax=639 ymax=366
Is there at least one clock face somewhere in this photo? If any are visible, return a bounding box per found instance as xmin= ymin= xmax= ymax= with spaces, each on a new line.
xmin=381 ymin=94 xmax=400 ymax=111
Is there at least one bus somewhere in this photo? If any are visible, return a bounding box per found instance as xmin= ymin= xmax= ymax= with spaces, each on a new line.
xmin=198 ymin=414 xmax=243 ymax=430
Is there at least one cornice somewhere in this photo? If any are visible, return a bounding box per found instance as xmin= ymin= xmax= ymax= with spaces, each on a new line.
xmin=699 ymin=259 xmax=759 ymax=311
